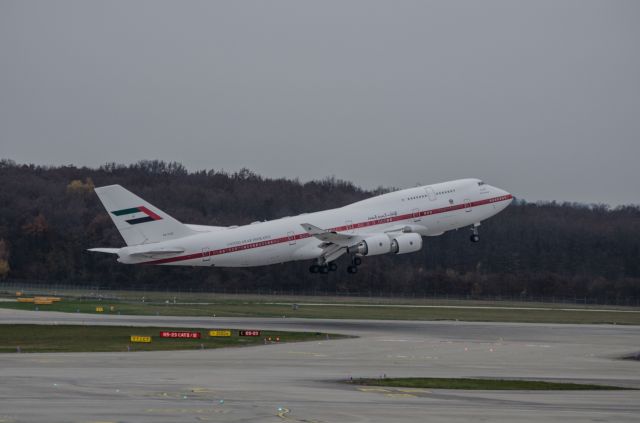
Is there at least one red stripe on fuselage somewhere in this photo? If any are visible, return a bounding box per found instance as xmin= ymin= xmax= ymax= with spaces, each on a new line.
xmin=143 ymin=194 xmax=513 ymax=265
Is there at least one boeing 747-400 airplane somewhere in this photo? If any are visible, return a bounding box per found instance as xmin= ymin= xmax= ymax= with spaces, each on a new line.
xmin=89 ymin=179 xmax=512 ymax=273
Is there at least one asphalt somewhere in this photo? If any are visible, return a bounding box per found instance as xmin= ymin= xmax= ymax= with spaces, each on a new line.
xmin=0 ymin=308 xmax=639 ymax=422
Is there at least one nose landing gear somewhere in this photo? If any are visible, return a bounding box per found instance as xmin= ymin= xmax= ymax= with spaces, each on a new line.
xmin=470 ymin=223 xmax=480 ymax=243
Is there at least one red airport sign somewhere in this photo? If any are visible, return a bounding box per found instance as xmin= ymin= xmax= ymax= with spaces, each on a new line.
xmin=159 ymin=331 xmax=201 ymax=339
xmin=239 ymin=330 xmax=261 ymax=336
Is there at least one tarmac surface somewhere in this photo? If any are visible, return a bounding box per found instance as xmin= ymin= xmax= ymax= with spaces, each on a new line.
xmin=0 ymin=308 xmax=639 ymax=422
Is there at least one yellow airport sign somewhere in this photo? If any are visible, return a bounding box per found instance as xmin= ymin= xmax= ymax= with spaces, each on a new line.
xmin=95 ymin=306 xmax=104 ymax=312
xmin=35 ymin=296 xmax=60 ymax=303
xmin=209 ymin=330 xmax=232 ymax=337
xmin=17 ymin=297 xmax=34 ymax=303
xmin=130 ymin=335 xmax=152 ymax=343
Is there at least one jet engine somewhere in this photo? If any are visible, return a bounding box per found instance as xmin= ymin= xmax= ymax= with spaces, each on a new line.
xmin=350 ymin=234 xmax=392 ymax=256
xmin=390 ymin=233 xmax=423 ymax=254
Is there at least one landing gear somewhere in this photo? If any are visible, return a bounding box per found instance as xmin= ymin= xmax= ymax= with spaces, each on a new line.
xmin=346 ymin=255 xmax=362 ymax=274
xmin=309 ymin=261 xmax=337 ymax=274
xmin=470 ymin=223 xmax=480 ymax=243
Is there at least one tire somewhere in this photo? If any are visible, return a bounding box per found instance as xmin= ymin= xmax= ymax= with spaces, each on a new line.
xmin=309 ymin=264 xmax=320 ymax=273
xmin=347 ymin=265 xmax=358 ymax=274
xmin=319 ymin=265 xmax=329 ymax=274
xmin=329 ymin=262 xmax=338 ymax=271
xmin=470 ymin=234 xmax=479 ymax=243
xmin=353 ymin=257 xmax=362 ymax=266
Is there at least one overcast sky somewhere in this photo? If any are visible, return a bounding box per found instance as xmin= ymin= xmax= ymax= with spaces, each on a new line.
xmin=1 ymin=1 xmax=639 ymax=205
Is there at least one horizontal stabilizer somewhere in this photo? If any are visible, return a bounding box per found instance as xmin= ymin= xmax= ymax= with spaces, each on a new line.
xmin=88 ymin=248 xmax=120 ymax=254
xmin=129 ymin=248 xmax=184 ymax=257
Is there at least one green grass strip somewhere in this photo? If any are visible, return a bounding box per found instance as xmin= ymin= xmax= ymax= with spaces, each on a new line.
xmin=2 ymin=299 xmax=640 ymax=324
xmin=348 ymin=377 xmax=631 ymax=390
xmin=0 ymin=324 xmax=342 ymax=353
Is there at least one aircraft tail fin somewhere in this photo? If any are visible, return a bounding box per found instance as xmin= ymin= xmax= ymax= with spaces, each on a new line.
xmin=94 ymin=185 xmax=196 ymax=246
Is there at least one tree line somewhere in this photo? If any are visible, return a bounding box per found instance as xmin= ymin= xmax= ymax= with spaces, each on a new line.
xmin=0 ymin=159 xmax=639 ymax=299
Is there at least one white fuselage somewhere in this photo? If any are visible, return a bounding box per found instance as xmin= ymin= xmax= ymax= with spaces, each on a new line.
xmin=116 ymin=178 xmax=512 ymax=267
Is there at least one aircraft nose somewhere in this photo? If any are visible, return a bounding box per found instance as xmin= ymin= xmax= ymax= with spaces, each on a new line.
xmin=494 ymin=186 xmax=513 ymax=204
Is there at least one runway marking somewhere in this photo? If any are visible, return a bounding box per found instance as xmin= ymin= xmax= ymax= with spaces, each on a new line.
xmin=145 ymin=408 xmax=226 ymax=414
xmin=276 ymin=407 xmax=291 ymax=420
xmin=396 ymin=388 xmax=429 ymax=393
xmin=385 ymin=393 xmax=416 ymax=398
xmin=287 ymin=351 xmax=328 ymax=357
xmin=357 ymin=387 xmax=390 ymax=393
xmin=190 ymin=387 xmax=215 ymax=393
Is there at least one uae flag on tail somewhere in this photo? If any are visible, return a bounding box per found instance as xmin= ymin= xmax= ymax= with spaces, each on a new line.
xmin=111 ymin=206 xmax=162 ymax=225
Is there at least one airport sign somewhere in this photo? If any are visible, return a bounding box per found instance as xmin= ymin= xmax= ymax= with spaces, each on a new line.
xmin=239 ymin=330 xmax=261 ymax=336
xmin=159 ymin=331 xmax=201 ymax=339
xmin=130 ymin=335 xmax=151 ymax=343
xmin=209 ymin=330 xmax=232 ymax=337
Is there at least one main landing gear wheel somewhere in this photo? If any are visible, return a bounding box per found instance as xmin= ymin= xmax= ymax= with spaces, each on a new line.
xmin=347 ymin=265 xmax=358 ymax=274
xmin=319 ymin=265 xmax=329 ymax=274
xmin=309 ymin=264 xmax=320 ymax=273
xmin=353 ymin=256 xmax=362 ymax=266
xmin=329 ymin=262 xmax=338 ymax=272
xmin=470 ymin=234 xmax=480 ymax=243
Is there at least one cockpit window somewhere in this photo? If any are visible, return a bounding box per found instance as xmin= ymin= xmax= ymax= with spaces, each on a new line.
xmin=477 ymin=181 xmax=485 ymax=186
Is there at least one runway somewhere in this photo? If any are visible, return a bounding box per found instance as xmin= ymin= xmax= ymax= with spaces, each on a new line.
xmin=0 ymin=308 xmax=639 ymax=422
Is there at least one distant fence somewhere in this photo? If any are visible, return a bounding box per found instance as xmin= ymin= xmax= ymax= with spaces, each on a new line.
xmin=1 ymin=279 xmax=639 ymax=307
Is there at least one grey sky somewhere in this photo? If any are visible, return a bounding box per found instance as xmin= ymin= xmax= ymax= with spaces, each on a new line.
xmin=1 ymin=1 xmax=639 ymax=206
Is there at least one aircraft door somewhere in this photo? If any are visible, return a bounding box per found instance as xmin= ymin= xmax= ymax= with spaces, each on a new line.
xmin=412 ymin=208 xmax=421 ymax=222
xmin=287 ymin=231 xmax=296 ymax=245
xmin=464 ymin=199 xmax=472 ymax=212
xmin=202 ymin=247 xmax=211 ymax=262
xmin=345 ymin=220 xmax=354 ymax=234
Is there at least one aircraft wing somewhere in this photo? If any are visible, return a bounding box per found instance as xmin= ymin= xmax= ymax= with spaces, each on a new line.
xmin=300 ymin=223 xmax=360 ymax=246
xmin=300 ymin=223 xmax=365 ymax=263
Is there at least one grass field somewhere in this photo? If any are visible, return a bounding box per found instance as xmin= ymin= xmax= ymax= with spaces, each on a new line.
xmin=348 ymin=377 xmax=632 ymax=390
xmin=1 ymin=297 xmax=640 ymax=324
xmin=0 ymin=324 xmax=340 ymax=353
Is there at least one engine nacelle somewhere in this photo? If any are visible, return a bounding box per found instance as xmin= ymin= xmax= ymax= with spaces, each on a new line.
xmin=390 ymin=233 xmax=423 ymax=254
xmin=351 ymin=234 xmax=392 ymax=256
